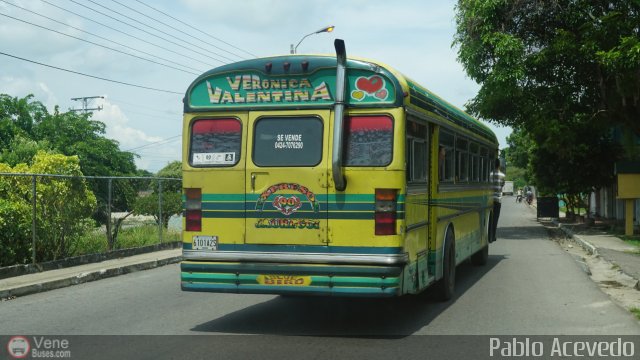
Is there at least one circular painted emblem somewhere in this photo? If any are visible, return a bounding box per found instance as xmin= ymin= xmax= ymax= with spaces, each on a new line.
xmin=272 ymin=195 xmax=302 ymax=215
xmin=7 ymin=336 xmax=30 ymax=359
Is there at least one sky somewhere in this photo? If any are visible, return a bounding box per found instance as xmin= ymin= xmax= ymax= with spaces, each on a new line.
xmin=0 ymin=0 xmax=511 ymax=172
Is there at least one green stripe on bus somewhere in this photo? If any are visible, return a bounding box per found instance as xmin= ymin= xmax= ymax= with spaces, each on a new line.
xmin=199 ymin=193 xmax=406 ymax=202
xmin=201 ymin=210 xmax=406 ymax=220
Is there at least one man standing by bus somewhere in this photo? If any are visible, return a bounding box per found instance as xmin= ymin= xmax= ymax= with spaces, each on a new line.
xmin=490 ymin=158 xmax=505 ymax=242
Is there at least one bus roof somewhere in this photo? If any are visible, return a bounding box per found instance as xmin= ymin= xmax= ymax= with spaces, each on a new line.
xmin=184 ymin=54 xmax=497 ymax=144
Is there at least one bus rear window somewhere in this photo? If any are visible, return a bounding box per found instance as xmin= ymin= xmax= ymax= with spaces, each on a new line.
xmin=253 ymin=117 xmax=323 ymax=167
xmin=190 ymin=118 xmax=241 ymax=167
xmin=343 ymin=115 xmax=393 ymax=166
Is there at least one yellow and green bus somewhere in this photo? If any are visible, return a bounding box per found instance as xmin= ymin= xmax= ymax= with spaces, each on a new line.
xmin=181 ymin=40 xmax=498 ymax=299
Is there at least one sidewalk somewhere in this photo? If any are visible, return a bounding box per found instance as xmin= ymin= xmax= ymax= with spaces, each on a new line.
xmin=0 ymin=248 xmax=182 ymax=299
xmin=555 ymin=221 xmax=640 ymax=287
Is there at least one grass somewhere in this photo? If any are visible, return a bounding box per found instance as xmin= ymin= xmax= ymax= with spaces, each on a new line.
xmin=618 ymin=235 xmax=640 ymax=247
xmin=630 ymin=307 xmax=640 ymax=321
xmin=606 ymin=227 xmax=640 ymax=249
xmin=74 ymin=225 xmax=179 ymax=256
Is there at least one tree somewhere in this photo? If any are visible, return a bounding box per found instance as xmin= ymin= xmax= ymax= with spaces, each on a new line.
xmin=454 ymin=0 xmax=636 ymax=205
xmin=0 ymin=152 xmax=97 ymax=264
xmin=155 ymin=161 xmax=182 ymax=193
xmin=0 ymin=94 xmax=139 ymax=225
xmin=454 ymin=0 xmax=639 ymax=132
xmin=505 ymin=128 xmax=533 ymax=170
xmin=133 ymin=192 xmax=182 ymax=229
xmin=0 ymin=93 xmax=146 ymax=254
xmin=0 ymin=135 xmax=50 ymax=166
xmin=0 ymin=162 xmax=32 ymax=266
xmin=0 ymin=94 xmax=47 ymax=137
xmin=133 ymin=161 xmax=182 ymax=230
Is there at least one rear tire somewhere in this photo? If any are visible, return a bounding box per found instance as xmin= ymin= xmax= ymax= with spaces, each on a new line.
xmin=471 ymin=245 xmax=488 ymax=266
xmin=437 ymin=229 xmax=456 ymax=301
xmin=471 ymin=218 xmax=490 ymax=266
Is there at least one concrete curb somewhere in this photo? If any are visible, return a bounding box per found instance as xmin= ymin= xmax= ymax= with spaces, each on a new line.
xmin=554 ymin=221 xmax=599 ymax=256
xmin=0 ymin=242 xmax=181 ymax=280
xmin=0 ymin=256 xmax=182 ymax=299
xmin=554 ymin=221 xmax=640 ymax=288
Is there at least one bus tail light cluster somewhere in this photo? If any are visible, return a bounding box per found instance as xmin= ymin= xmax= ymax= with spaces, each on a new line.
xmin=375 ymin=189 xmax=397 ymax=235
xmin=185 ymin=188 xmax=202 ymax=232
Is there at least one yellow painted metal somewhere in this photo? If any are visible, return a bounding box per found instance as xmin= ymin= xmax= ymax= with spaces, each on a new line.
xmin=617 ymin=174 xmax=640 ymax=199
xmin=182 ymin=111 xmax=248 ymax=246
xmin=244 ymin=110 xmax=330 ymax=245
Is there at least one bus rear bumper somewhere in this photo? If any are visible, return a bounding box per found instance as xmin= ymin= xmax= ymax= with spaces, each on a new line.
xmin=180 ymin=260 xmax=403 ymax=298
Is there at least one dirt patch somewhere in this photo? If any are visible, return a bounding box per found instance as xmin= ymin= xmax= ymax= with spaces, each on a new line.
xmin=545 ymin=224 xmax=640 ymax=316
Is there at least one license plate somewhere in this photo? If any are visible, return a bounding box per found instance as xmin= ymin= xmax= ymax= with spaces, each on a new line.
xmin=257 ymin=275 xmax=311 ymax=286
xmin=192 ymin=235 xmax=218 ymax=250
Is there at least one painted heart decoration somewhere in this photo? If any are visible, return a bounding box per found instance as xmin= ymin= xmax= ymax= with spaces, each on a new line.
xmin=351 ymin=90 xmax=365 ymax=101
xmin=374 ymin=89 xmax=388 ymax=100
xmin=356 ymin=75 xmax=384 ymax=94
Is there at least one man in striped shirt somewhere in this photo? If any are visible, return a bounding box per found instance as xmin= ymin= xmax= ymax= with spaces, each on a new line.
xmin=490 ymin=158 xmax=505 ymax=243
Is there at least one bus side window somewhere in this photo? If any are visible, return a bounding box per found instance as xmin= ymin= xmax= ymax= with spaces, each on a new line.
xmin=470 ymin=142 xmax=480 ymax=182
xmin=456 ymin=137 xmax=469 ymax=183
xmin=406 ymin=120 xmax=427 ymax=183
xmin=439 ymin=130 xmax=454 ymax=182
xmin=480 ymin=146 xmax=489 ymax=182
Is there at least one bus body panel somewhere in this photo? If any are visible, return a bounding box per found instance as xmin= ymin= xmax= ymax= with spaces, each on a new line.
xmin=244 ymin=110 xmax=330 ymax=246
xmin=182 ymin=112 xmax=248 ymax=249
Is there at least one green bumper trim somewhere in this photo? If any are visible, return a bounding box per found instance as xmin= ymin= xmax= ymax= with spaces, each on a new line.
xmin=180 ymin=261 xmax=403 ymax=297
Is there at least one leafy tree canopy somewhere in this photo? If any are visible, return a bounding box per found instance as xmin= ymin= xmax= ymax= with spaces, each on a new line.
xmin=454 ymin=0 xmax=639 ymax=133
xmin=0 ymin=93 xmax=140 ymax=222
xmin=454 ymin=0 xmax=637 ymax=199
xmin=155 ymin=160 xmax=182 ymax=193
xmin=0 ymin=152 xmax=96 ymax=264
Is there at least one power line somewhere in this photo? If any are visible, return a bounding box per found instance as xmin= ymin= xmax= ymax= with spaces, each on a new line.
xmin=1 ymin=0 xmax=205 ymax=75
xmin=39 ymin=0 xmax=215 ymax=69
xmin=0 ymin=12 xmax=200 ymax=76
xmin=106 ymin=96 xmax=181 ymax=115
xmin=114 ymin=108 xmax=179 ymax=122
xmin=134 ymin=0 xmax=258 ymax=58
xmin=111 ymin=0 xmax=246 ymax=61
xmin=88 ymin=0 xmax=236 ymax=62
xmin=123 ymin=135 xmax=182 ymax=152
xmin=68 ymin=0 xmax=228 ymax=65
xmin=0 ymin=51 xmax=183 ymax=95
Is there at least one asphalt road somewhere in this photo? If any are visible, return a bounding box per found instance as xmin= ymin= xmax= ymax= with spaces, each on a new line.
xmin=1 ymin=198 xmax=638 ymax=358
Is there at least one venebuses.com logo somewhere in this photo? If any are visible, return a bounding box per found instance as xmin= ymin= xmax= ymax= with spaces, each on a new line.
xmin=7 ymin=336 xmax=30 ymax=359
xmin=6 ymin=336 xmax=71 ymax=359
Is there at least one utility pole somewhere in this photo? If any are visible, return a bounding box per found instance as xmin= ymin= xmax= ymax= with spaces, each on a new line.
xmin=70 ymin=96 xmax=104 ymax=113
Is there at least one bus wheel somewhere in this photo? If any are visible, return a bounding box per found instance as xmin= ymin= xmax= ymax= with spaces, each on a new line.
xmin=471 ymin=218 xmax=490 ymax=266
xmin=471 ymin=245 xmax=488 ymax=266
xmin=437 ymin=229 xmax=456 ymax=301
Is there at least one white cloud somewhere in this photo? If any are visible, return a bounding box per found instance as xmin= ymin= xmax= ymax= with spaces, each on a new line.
xmin=92 ymin=98 xmax=163 ymax=149
xmin=0 ymin=75 xmax=59 ymax=109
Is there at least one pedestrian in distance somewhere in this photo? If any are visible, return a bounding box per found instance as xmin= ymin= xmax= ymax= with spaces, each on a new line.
xmin=490 ymin=158 xmax=505 ymax=242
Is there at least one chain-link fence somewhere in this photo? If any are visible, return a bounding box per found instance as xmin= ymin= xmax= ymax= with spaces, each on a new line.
xmin=0 ymin=173 xmax=182 ymax=266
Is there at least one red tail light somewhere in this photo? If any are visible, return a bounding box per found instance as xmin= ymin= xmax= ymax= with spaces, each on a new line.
xmin=185 ymin=188 xmax=202 ymax=232
xmin=375 ymin=189 xmax=397 ymax=235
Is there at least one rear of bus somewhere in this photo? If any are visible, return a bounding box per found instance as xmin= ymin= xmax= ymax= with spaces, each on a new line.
xmin=181 ymin=54 xmax=409 ymax=297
